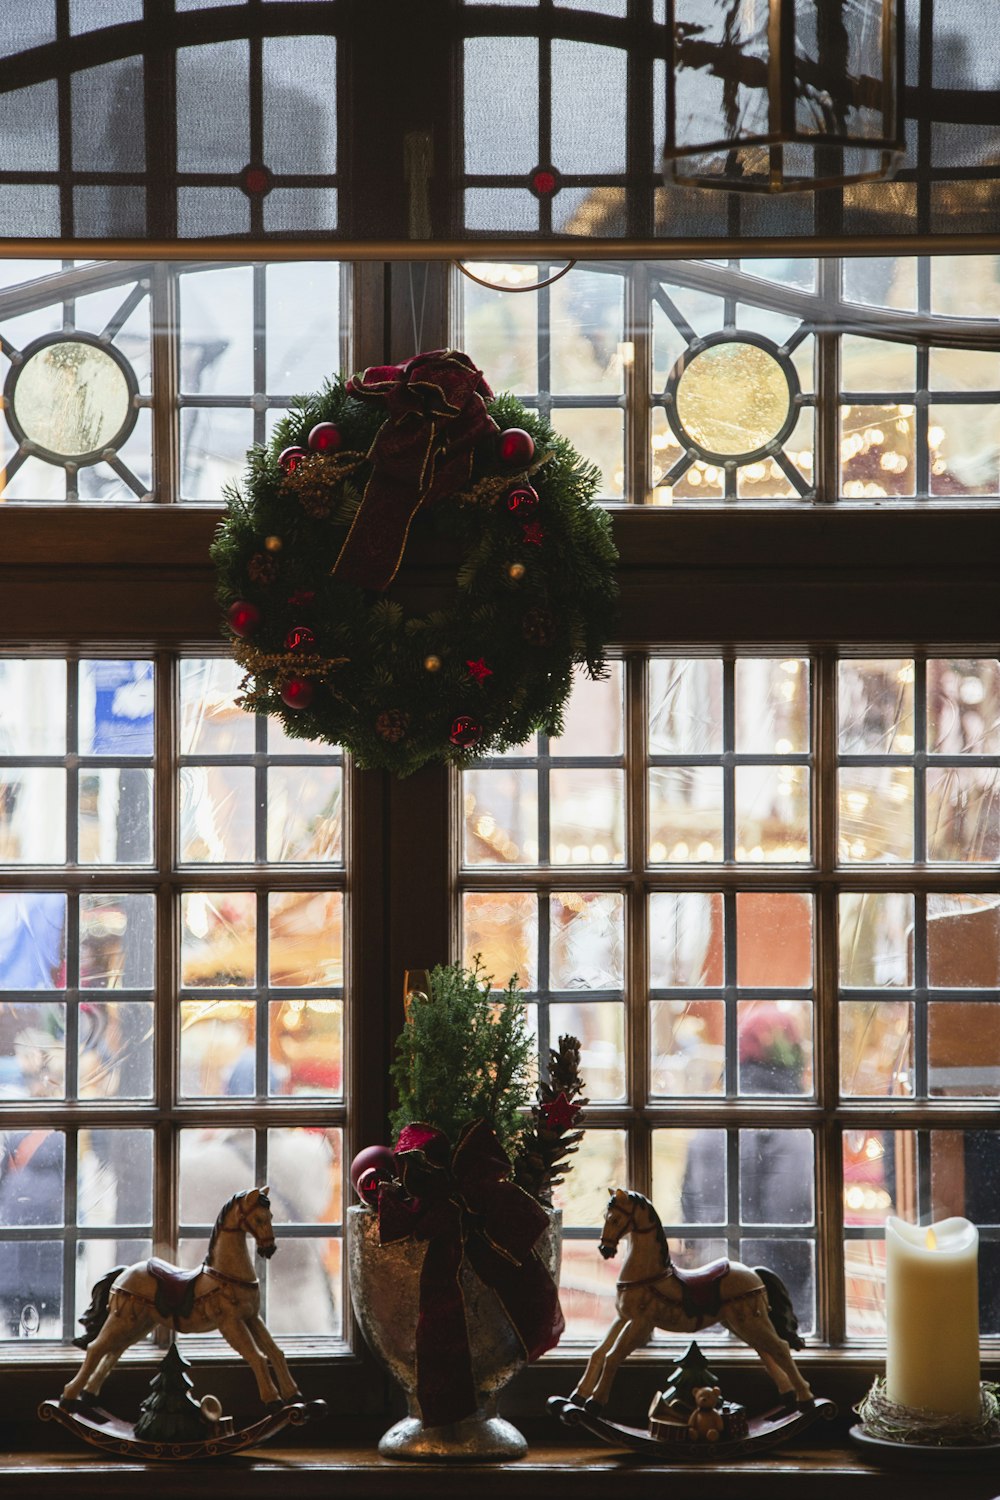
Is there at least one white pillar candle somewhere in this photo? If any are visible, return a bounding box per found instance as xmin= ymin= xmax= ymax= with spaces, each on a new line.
xmin=885 ymin=1216 xmax=980 ymax=1419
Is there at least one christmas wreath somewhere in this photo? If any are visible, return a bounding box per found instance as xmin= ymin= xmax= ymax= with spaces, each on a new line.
xmin=211 ymin=349 xmax=618 ymax=775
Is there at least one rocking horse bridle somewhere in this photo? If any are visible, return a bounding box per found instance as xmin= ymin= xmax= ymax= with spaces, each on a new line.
xmin=219 ymin=1195 xmax=277 ymax=1259
xmin=599 ymin=1195 xmax=658 ymax=1260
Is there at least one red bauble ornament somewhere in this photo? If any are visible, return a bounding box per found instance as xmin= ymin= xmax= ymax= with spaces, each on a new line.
xmin=227 ymin=599 xmax=260 ymax=638
xmin=355 ymin=1167 xmax=383 ymax=1206
xmin=498 ymin=428 xmax=535 ymax=467
xmin=278 ymin=445 xmax=307 ymax=474
xmin=350 ymin=1145 xmax=397 ymax=1198
xmin=450 ymin=715 xmax=483 ymax=748
xmin=308 ymin=421 xmax=343 ymax=454
xmin=506 ymin=484 xmax=539 ymax=514
xmin=284 ymin=624 xmax=316 ymax=652
xmin=280 ymin=677 xmax=315 ymax=710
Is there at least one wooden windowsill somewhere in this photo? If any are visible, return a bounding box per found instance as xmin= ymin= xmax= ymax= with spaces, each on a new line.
xmin=1 ymin=1433 xmax=998 ymax=1500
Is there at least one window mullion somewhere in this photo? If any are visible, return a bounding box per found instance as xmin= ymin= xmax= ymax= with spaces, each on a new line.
xmin=626 ymin=652 xmax=650 ymax=1195
xmin=149 ymin=264 xmax=179 ymax=506
xmin=153 ymin=650 xmax=178 ymax=1274
xmin=626 ymin=263 xmax=651 ymax=505
xmin=815 ymin=649 xmax=845 ymax=1344
xmin=816 ymin=259 xmax=841 ymax=504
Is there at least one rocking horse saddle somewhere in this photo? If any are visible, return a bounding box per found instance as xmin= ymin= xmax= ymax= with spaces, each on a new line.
xmin=146 ymin=1257 xmax=203 ymax=1322
xmin=670 ymin=1258 xmax=730 ymax=1319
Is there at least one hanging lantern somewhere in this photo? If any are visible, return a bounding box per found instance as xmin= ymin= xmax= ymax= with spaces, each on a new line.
xmin=662 ymin=0 xmax=904 ymax=193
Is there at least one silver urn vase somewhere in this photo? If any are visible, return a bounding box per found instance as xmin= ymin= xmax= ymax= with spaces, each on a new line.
xmin=347 ymin=1203 xmax=561 ymax=1460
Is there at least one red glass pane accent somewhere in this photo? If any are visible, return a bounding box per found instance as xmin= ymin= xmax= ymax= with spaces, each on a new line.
xmin=240 ymin=164 xmax=273 ymax=197
xmin=529 ymin=167 xmax=559 ymax=198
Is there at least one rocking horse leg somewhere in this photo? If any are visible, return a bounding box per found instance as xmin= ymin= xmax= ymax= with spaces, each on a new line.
xmin=218 ymin=1314 xmax=281 ymax=1406
xmin=63 ymin=1304 xmax=151 ymax=1403
xmin=246 ymin=1313 xmax=301 ymax=1403
xmin=725 ymin=1305 xmax=813 ymax=1403
xmin=571 ymin=1315 xmax=625 ymax=1403
xmin=590 ymin=1317 xmax=649 ymax=1410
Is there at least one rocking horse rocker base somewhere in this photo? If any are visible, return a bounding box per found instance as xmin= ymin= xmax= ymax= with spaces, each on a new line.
xmin=554 ymin=1189 xmax=837 ymax=1462
xmin=549 ymin=1390 xmax=837 ymax=1463
xmin=47 ymin=1187 xmax=326 ymax=1461
xmin=40 ymin=1393 xmax=327 ymax=1462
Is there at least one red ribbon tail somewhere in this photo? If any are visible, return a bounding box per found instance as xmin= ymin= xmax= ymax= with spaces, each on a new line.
xmin=464 ymin=1233 xmax=565 ymax=1363
xmin=413 ymin=1208 xmax=478 ymax=1428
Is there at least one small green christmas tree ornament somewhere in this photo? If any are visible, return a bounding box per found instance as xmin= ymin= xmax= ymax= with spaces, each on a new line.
xmin=133 ymin=1343 xmax=206 ymax=1444
xmin=660 ymin=1341 xmax=721 ymax=1414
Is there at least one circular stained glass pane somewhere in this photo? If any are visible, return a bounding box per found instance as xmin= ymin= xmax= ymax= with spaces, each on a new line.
xmin=11 ymin=338 xmax=133 ymax=461
xmin=674 ymin=339 xmax=793 ymax=461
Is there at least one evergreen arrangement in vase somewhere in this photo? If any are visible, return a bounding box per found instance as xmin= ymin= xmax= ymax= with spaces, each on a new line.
xmin=351 ymin=957 xmax=587 ymax=1206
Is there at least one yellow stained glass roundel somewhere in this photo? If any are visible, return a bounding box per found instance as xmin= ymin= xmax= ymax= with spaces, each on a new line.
xmin=673 ymin=338 xmax=794 ymax=461
xmin=10 ymin=336 xmax=136 ymax=463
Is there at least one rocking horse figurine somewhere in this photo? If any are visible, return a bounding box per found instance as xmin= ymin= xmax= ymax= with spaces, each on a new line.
xmin=62 ymin=1188 xmax=300 ymax=1411
xmin=574 ymin=1188 xmax=813 ymax=1411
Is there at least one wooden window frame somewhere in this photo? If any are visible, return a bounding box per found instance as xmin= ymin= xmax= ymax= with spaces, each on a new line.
xmin=0 ymin=257 xmax=998 ymax=1447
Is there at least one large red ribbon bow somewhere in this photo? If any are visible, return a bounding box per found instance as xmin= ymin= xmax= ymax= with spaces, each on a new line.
xmin=333 ymin=349 xmax=498 ymax=591
xmin=378 ymin=1119 xmax=565 ymax=1428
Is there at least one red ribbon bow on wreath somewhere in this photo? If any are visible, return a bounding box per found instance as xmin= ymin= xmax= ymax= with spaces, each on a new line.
xmin=377 ymin=1118 xmax=565 ymax=1428
xmin=333 ymin=349 xmax=498 ymax=591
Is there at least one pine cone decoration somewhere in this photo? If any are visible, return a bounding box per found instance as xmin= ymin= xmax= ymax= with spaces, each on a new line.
xmin=521 ymin=607 xmax=555 ymax=645
xmin=247 ymin=551 xmax=279 ymax=585
xmin=375 ymin=709 xmax=410 ymax=742
xmin=513 ymin=1033 xmax=588 ymax=1205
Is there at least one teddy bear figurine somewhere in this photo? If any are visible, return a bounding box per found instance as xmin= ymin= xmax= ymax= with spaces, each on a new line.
xmin=687 ymin=1385 xmax=726 ymax=1443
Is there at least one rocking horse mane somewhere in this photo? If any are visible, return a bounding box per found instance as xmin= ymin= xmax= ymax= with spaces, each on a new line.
xmin=626 ymin=1191 xmax=671 ymax=1268
xmin=207 ymin=1191 xmax=244 ymax=1260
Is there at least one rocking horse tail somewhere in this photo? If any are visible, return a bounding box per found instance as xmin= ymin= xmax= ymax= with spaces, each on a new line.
xmin=73 ymin=1266 xmax=127 ymax=1350
xmin=753 ymin=1267 xmax=804 ymax=1351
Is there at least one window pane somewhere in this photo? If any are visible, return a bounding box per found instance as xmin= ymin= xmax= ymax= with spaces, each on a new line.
xmin=550 ymin=892 xmax=624 ymax=991
xmin=840 ymin=1001 xmax=913 ymax=1097
xmin=0 ymin=1005 xmax=66 ymax=1099
xmin=735 ymin=658 xmax=809 ymax=753
xmin=79 ymin=1002 xmax=154 ymax=1100
xmin=649 ymin=767 xmax=724 ymax=863
xmin=653 ymin=1129 xmax=726 ymax=1225
xmin=180 ymin=998 xmax=256 ymax=1097
xmin=839 ymin=659 xmax=914 ymax=753
xmin=739 ymin=1130 xmax=813 ymax=1226
xmin=737 ymin=1001 xmax=812 ymax=1097
xmin=181 ymin=892 xmax=256 ymax=988
xmin=463 ymin=768 xmax=538 ymax=866
xmin=461 ymin=892 xmax=537 ymax=989
xmin=734 ymin=764 xmax=810 ymax=862
xmin=270 ymin=1000 xmax=343 ymax=1098
xmin=0 ymin=770 xmax=66 ymax=863
xmin=550 ymin=768 xmax=625 ymax=866
xmin=268 ymin=891 xmax=342 ymax=988
xmin=0 ymin=660 xmax=66 ymax=752
xmin=651 ymin=999 xmax=724 ymax=1096
xmin=79 ymin=661 xmax=153 ymax=755
xmin=649 ymin=659 xmax=723 ymax=754
xmin=839 ymin=892 xmax=912 ymax=988
xmin=78 ymin=1130 xmax=153 ymax=1226
xmin=649 ymin=891 xmax=723 ymax=987
xmin=180 ymin=658 xmax=253 ymax=755
xmin=0 ymin=894 xmax=66 ymax=989
xmin=736 ymin=893 xmax=813 ymax=987
xmin=550 ymin=1000 xmax=624 ymax=1100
